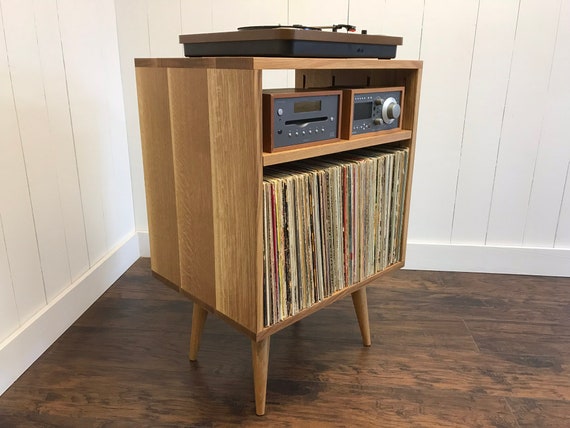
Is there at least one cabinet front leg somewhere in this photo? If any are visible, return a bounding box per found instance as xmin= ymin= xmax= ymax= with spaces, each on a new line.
xmin=251 ymin=337 xmax=270 ymax=416
xmin=188 ymin=303 xmax=208 ymax=361
xmin=351 ymin=287 xmax=372 ymax=347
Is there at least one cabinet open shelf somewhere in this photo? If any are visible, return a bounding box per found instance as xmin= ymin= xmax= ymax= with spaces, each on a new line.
xmin=135 ymin=57 xmax=422 ymax=416
xmin=257 ymin=260 xmax=404 ymax=341
xmin=263 ymin=129 xmax=412 ymax=166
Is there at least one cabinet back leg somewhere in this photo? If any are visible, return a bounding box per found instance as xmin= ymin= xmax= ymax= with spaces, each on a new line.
xmin=251 ymin=337 xmax=270 ymax=416
xmin=351 ymin=287 xmax=372 ymax=346
xmin=189 ymin=303 xmax=208 ymax=361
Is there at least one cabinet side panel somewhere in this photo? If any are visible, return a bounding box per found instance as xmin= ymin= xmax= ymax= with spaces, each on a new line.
xmin=135 ymin=67 xmax=180 ymax=286
xmin=167 ymin=68 xmax=217 ymax=308
xmin=397 ymin=67 xmax=423 ymax=262
xmin=208 ymin=68 xmax=263 ymax=334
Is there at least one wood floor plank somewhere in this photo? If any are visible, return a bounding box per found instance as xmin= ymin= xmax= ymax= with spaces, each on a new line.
xmin=1 ymin=258 xmax=569 ymax=425
xmin=466 ymin=320 xmax=570 ymax=359
xmin=507 ymin=397 xmax=570 ymax=428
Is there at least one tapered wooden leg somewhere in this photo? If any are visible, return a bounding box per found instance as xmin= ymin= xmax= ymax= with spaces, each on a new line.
xmin=188 ymin=303 xmax=208 ymax=361
xmin=351 ymin=287 xmax=372 ymax=347
xmin=251 ymin=337 xmax=270 ymax=416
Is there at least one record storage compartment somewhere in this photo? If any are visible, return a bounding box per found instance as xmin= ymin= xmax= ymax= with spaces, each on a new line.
xmin=135 ymin=57 xmax=422 ymax=415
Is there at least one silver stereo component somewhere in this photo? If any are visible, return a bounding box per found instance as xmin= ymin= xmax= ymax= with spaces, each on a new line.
xmin=341 ymin=87 xmax=404 ymax=139
xmin=262 ymin=89 xmax=342 ymax=152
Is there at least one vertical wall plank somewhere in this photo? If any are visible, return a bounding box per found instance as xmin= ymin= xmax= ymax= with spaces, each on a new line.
xmin=147 ymin=0 xmax=182 ymax=56
xmin=115 ymin=0 xmax=152 ymax=233
xmin=58 ymin=0 xmax=136 ymax=262
xmin=288 ymin=0 xmax=349 ymax=26
xmin=32 ymin=0 xmax=90 ymax=282
xmin=555 ymin=162 xmax=570 ymax=248
xmin=2 ymin=0 xmax=72 ymax=301
xmin=486 ymin=0 xmax=561 ymax=246
xmin=0 ymin=5 xmax=46 ymax=321
xmin=523 ymin=0 xmax=570 ymax=247
xmin=407 ymin=0 xmax=479 ymax=242
xmin=57 ymin=0 xmax=108 ymax=264
xmin=380 ymin=0 xmax=425 ymax=60
xmin=349 ymin=0 xmax=424 ymax=60
xmin=211 ymin=0 xmax=287 ymax=31
xmin=451 ymin=0 xmax=519 ymax=245
xmin=96 ymin=0 xmax=135 ymax=247
xmin=0 ymin=216 xmax=19 ymax=343
xmin=181 ymin=0 xmax=212 ymax=34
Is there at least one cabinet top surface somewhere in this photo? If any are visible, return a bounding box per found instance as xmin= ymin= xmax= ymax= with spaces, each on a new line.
xmin=134 ymin=57 xmax=423 ymax=70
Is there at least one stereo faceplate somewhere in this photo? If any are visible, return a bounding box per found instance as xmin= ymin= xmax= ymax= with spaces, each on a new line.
xmin=263 ymin=89 xmax=342 ymax=152
xmin=342 ymin=87 xmax=404 ymax=139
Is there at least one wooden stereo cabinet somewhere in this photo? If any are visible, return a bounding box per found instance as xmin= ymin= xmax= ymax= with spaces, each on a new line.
xmin=135 ymin=57 xmax=422 ymax=415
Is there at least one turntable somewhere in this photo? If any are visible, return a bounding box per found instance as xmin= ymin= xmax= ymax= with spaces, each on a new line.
xmin=179 ymin=25 xmax=402 ymax=59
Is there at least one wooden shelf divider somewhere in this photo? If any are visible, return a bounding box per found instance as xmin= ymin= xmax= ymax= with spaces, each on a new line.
xmin=263 ymin=130 xmax=412 ymax=166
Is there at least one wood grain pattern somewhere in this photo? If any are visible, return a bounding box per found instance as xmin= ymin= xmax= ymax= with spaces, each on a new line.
xmin=178 ymin=28 xmax=401 ymax=45
xmin=135 ymin=67 xmax=180 ymax=287
xmin=136 ymin=57 xmax=422 ymax=339
xmin=188 ymin=303 xmax=208 ymax=361
xmin=135 ymin=57 xmax=423 ymax=71
xmin=351 ymin=287 xmax=371 ymax=347
xmin=135 ymin=58 xmax=421 ymax=413
xmin=397 ymin=67 xmax=422 ymax=264
xmin=166 ymin=67 xmax=216 ymax=307
xmin=1 ymin=258 xmax=569 ymax=425
xmin=251 ymin=337 xmax=270 ymax=416
xmin=206 ymin=68 xmax=263 ymax=334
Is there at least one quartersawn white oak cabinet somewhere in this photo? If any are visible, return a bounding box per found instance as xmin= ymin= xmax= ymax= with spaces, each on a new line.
xmin=135 ymin=56 xmax=422 ymax=415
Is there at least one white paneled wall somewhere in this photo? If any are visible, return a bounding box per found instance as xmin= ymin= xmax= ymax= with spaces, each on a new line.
xmin=410 ymin=0 xmax=480 ymax=242
xmin=486 ymin=0 xmax=562 ymax=246
xmin=118 ymin=0 xmax=570 ymax=275
xmin=451 ymin=0 xmax=520 ymax=245
xmin=524 ymin=0 xmax=570 ymax=247
xmin=0 ymin=0 xmax=136 ymax=364
xmin=1 ymin=1 xmax=47 ymax=337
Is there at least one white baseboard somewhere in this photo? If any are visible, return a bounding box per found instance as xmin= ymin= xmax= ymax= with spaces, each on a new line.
xmin=138 ymin=230 xmax=150 ymax=257
xmin=0 ymin=232 xmax=140 ymax=396
xmin=405 ymin=242 xmax=570 ymax=277
xmin=138 ymin=230 xmax=569 ymax=277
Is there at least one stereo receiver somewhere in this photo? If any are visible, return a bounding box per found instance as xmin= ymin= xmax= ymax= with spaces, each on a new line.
xmin=341 ymin=87 xmax=404 ymax=139
xmin=262 ymin=89 xmax=342 ymax=152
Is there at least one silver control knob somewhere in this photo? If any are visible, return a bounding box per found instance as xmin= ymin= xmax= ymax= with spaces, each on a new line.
xmin=374 ymin=97 xmax=383 ymax=106
xmin=373 ymin=118 xmax=383 ymax=126
xmin=382 ymin=97 xmax=401 ymax=124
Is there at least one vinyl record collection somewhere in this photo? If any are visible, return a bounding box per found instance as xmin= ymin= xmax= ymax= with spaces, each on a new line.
xmin=262 ymin=146 xmax=409 ymax=326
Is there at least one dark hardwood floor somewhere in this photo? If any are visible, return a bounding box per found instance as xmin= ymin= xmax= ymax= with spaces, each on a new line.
xmin=1 ymin=258 xmax=569 ymax=427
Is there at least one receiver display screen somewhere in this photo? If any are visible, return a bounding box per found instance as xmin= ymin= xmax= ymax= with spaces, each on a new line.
xmin=353 ymin=102 xmax=373 ymax=120
xmin=294 ymin=100 xmax=322 ymax=113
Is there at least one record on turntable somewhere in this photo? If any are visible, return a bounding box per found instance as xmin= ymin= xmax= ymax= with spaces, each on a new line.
xmin=179 ymin=25 xmax=402 ymax=59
